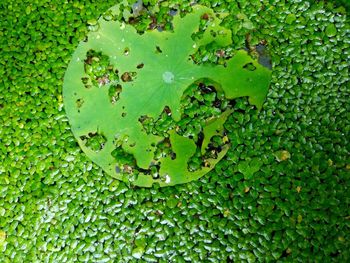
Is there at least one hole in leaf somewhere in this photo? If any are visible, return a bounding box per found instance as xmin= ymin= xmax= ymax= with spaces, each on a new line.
xmin=139 ymin=107 xmax=175 ymax=137
xmin=243 ymin=62 xmax=256 ymax=71
xmin=187 ymin=148 xmax=203 ymax=172
xmin=163 ymin=106 xmax=171 ymax=116
xmin=138 ymin=80 xmax=231 ymax=146
xmin=111 ymin=146 xmax=137 ymax=174
xmin=84 ymin=50 xmax=97 ymax=65
xmin=204 ymin=135 xmax=225 ymax=159
xmin=84 ymin=49 xmax=119 ymax=87
xmin=114 ymin=134 xmax=129 ymax=147
xmin=155 ymin=46 xmax=162 ymax=53
xmin=121 ymin=72 xmax=137 ymax=82
xmin=80 ymin=132 xmax=107 ymax=152
xmin=139 ymin=115 xmax=154 ymax=135
xmin=81 ymin=77 xmax=92 ymax=89
xmin=187 ymin=134 xmax=228 ymax=172
xmin=108 ymin=84 xmax=122 ymax=104
xmin=136 ymin=63 xmax=144 ymax=69
xmin=139 ymin=164 xmax=161 ymax=179
xmin=176 ymin=81 xmax=228 ymax=141
xmin=121 ymin=112 xmax=127 ymax=117
xmin=124 ymin=47 xmax=130 ymax=56
xmin=76 ymin=98 xmax=84 ymax=109
xmin=153 ymin=138 xmax=176 ymax=162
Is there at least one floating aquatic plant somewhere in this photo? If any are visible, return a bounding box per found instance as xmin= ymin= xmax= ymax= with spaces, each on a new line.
xmin=63 ymin=4 xmax=271 ymax=187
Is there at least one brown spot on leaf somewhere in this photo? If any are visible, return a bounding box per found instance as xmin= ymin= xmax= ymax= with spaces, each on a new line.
xmin=121 ymin=72 xmax=136 ymax=82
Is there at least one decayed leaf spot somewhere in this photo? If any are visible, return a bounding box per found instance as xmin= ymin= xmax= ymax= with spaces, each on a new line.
xmin=243 ymin=62 xmax=256 ymax=71
xmin=136 ymin=63 xmax=144 ymax=69
xmin=81 ymin=77 xmax=92 ymax=89
xmin=121 ymin=71 xmax=136 ymax=82
xmin=76 ymin=98 xmax=84 ymax=109
xmin=124 ymin=47 xmax=130 ymax=56
xmin=155 ymin=46 xmax=163 ymax=53
xmin=63 ymin=4 xmax=271 ymax=187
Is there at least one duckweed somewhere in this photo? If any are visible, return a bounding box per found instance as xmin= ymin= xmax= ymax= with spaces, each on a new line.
xmin=0 ymin=0 xmax=349 ymax=262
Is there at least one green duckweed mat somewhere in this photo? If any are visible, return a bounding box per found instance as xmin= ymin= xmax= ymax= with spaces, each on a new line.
xmin=0 ymin=0 xmax=349 ymax=262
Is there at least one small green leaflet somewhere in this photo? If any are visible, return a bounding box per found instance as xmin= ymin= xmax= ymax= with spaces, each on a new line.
xmin=63 ymin=4 xmax=271 ymax=187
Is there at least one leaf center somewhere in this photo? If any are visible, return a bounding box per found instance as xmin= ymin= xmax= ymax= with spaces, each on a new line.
xmin=162 ymin=71 xmax=175 ymax=84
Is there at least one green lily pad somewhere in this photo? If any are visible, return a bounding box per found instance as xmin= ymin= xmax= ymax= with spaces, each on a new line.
xmin=63 ymin=4 xmax=271 ymax=187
